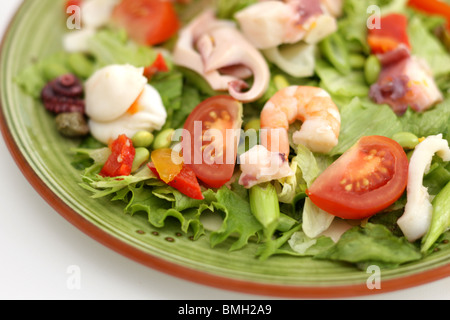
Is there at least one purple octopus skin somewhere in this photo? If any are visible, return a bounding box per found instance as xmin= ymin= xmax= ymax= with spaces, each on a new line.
xmin=41 ymin=74 xmax=85 ymax=114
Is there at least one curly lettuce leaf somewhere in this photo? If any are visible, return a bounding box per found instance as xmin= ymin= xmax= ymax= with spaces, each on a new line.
xmin=315 ymin=60 xmax=369 ymax=98
xmin=210 ymin=187 xmax=263 ymax=251
xmin=315 ymin=223 xmax=422 ymax=268
xmin=400 ymin=98 xmax=450 ymax=142
xmin=408 ymin=16 xmax=450 ymax=79
xmin=125 ymin=184 xmax=207 ymax=239
xmin=330 ymin=97 xmax=403 ymax=155
xmin=88 ymin=29 xmax=157 ymax=68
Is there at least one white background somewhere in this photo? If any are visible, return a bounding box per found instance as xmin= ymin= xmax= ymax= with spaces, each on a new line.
xmin=0 ymin=0 xmax=449 ymax=300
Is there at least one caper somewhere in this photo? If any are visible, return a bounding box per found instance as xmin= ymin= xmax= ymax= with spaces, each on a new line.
xmin=132 ymin=130 xmax=154 ymax=148
xmin=393 ymin=132 xmax=420 ymax=149
xmin=153 ymin=128 xmax=175 ymax=150
xmin=132 ymin=147 xmax=150 ymax=173
xmin=55 ymin=112 xmax=89 ymax=138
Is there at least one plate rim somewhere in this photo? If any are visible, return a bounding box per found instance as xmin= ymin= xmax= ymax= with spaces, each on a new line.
xmin=0 ymin=0 xmax=449 ymax=299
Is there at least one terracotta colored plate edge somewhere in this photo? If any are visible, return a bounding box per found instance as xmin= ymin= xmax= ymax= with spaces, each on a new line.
xmin=0 ymin=0 xmax=449 ymax=299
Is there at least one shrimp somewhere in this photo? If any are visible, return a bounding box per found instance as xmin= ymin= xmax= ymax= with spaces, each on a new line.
xmin=260 ymin=85 xmax=341 ymax=157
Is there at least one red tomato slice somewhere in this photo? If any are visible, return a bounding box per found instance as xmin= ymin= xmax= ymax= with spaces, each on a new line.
xmin=368 ymin=13 xmax=411 ymax=54
xmin=111 ymin=0 xmax=180 ymax=46
xmin=148 ymin=163 xmax=204 ymax=200
xmin=307 ymin=136 xmax=409 ymax=220
xmin=182 ymin=95 xmax=243 ymax=189
xmin=100 ymin=134 xmax=136 ymax=177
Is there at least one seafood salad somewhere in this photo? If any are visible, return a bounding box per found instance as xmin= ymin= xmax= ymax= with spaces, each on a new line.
xmin=15 ymin=0 xmax=450 ymax=269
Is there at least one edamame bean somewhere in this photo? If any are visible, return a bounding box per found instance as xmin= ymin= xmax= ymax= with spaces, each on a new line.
xmin=244 ymin=119 xmax=260 ymax=132
xmin=132 ymin=147 xmax=150 ymax=173
xmin=349 ymin=54 xmax=366 ymax=69
xmin=153 ymin=128 xmax=175 ymax=150
xmin=132 ymin=130 xmax=154 ymax=148
xmin=273 ymin=75 xmax=290 ymax=90
xmin=364 ymin=55 xmax=381 ymax=85
xmin=393 ymin=132 xmax=420 ymax=149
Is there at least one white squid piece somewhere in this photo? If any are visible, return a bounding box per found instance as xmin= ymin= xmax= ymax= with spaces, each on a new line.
xmin=397 ymin=135 xmax=450 ymax=242
xmin=239 ymin=145 xmax=294 ymax=189
xmin=172 ymin=10 xmax=270 ymax=103
xmin=235 ymin=0 xmax=337 ymax=49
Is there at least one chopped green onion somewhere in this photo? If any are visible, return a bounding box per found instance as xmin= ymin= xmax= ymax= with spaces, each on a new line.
xmin=422 ymin=181 xmax=450 ymax=252
xmin=249 ymin=183 xmax=280 ymax=238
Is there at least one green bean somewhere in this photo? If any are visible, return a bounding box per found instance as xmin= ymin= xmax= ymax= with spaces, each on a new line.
xmin=132 ymin=147 xmax=150 ymax=173
xmin=392 ymin=132 xmax=420 ymax=149
xmin=132 ymin=130 xmax=154 ymax=148
xmin=68 ymin=53 xmax=95 ymax=79
xmin=153 ymin=128 xmax=175 ymax=150
xmin=421 ymin=181 xmax=450 ymax=252
xmin=364 ymin=55 xmax=381 ymax=85
xmin=319 ymin=32 xmax=351 ymax=75
xmin=244 ymin=119 xmax=260 ymax=132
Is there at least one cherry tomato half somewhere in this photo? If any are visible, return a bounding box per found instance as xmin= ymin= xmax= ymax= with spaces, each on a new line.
xmin=111 ymin=0 xmax=180 ymax=46
xmin=182 ymin=95 xmax=243 ymax=189
xmin=307 ymin=136 xmax=409 ymax=220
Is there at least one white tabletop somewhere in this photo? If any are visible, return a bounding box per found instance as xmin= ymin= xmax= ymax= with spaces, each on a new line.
xmin=1 ymin=0 xmax=449 ymax=300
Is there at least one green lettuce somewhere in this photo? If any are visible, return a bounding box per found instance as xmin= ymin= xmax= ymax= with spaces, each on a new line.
xmin=88 ymin=29 xmax=157 ymax=68
xmin=408 ymin=16 xmax=450 ymax=80
xmin=15 ymin=51 xmax=93 ymax=98
xmin=210 ymin=187 xmax=263 ymax=251
xmin=315 ymin=60 xmax=370 ymax=98
xmin=315 ymin=223 xmax=422 ymax=269
xmin=215 ymin=0 xmax=257 ymax=20
xmin=330 ymin=97 xmax=403 ymax=155
xmin=400 ymin=98 xmax=450 ymax=142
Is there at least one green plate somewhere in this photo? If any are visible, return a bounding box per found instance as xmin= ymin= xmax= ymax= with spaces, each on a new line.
xmin=1 ymin=0 xmax=449 ymax=298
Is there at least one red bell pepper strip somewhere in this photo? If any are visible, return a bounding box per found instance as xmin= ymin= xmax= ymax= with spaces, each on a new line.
xmin=408 ymin=0 xmax=450 ymax=30
xmin=100 ymin=134 xmax=136 ymax=177
xmin=368 ymin=13 xmax=411 ymax=54
xmin=144 ymin=53 xmax=169 ymax=79
xmin=148 ymin=163 xmax=205 ymax=200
